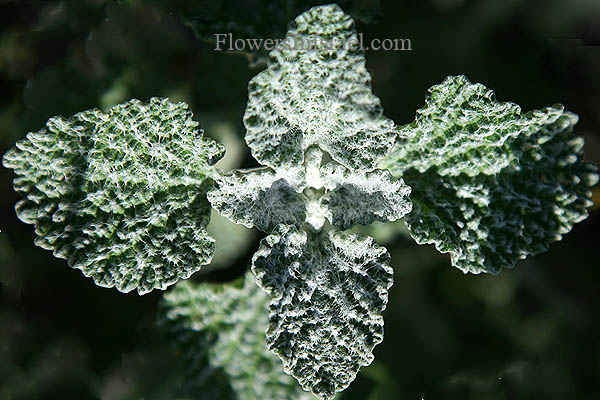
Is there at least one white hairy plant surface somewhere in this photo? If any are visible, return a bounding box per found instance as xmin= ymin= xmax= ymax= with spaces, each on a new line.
xmin=3 ymin=4 xmax=597 ymax=400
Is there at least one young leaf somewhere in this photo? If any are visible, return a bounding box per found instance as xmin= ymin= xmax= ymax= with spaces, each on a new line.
xmin=2 ymin=98 xmax=224 ymax=294
xmin=252 ymin=225 xmax=394 ymax=399
xmin=320 ymin=162 xmax=412 ymax=230
xmin=244 ymin=3 xmax=396 ymax=170
xmin=380 ymin=76 xmax=599 ymax=273
xmin=207 ymin=167 xmax=307 ymax=232
xmin=161 ymin=272 xmax=314 ymax=400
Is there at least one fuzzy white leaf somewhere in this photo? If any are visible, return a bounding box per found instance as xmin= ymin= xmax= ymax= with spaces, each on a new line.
xmin=244 ymin=4 xmax=396 ymax=170
xmin=3 ymin=98 xmax=223 ymax=294
xmin=252 ymin=225 xmax=393 ymax=399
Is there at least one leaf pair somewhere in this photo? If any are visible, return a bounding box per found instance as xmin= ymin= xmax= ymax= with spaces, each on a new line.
xmin=207 ymin=156 xmax=411 ymax=232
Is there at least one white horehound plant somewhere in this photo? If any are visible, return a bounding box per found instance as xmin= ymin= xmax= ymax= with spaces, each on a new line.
xmin=2 ymin=4 xmax=598 ymax=400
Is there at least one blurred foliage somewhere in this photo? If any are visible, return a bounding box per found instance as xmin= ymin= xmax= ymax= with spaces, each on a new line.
xmin=1 ymin=0 xmax=599 ymax=399
xmin=159 ymin=272 xmax=315 ymax=399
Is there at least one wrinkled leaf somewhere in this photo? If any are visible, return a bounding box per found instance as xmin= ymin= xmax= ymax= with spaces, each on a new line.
xmin=208 ymin=167 xmax=306 ymax=232
xmin=252 ymin=225 xmax=393 ymax=399
xmin=244 ymin=3 xmax=396 ymax=170
xmin=321 ymin=162 xmax=412 ymax=230
xmin=3 ymin=98 xmax=223 ymax=294
xmin=383 ymin=75 xmax=565 ymax=177
xmin=381 ymin=76 xmax=598 ymax=273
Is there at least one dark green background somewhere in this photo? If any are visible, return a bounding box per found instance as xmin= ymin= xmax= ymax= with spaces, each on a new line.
xmin=1 ymin=0 xmax=599 ymax=399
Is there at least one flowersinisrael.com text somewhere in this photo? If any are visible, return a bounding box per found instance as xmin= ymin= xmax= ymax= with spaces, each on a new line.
xmin=213 ymin=33 xmax=413 ymax=52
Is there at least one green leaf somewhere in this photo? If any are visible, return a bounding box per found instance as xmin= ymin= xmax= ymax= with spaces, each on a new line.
xmin=244 ymin=3 xmax=396 ymax=170
xmin=380 ymin=76 xmax=598 ymax=273
xmin=3 ymin=98 xmax=224 ymax=294
xmin=252 ymin=225 xmax=394 ymax=399
xmin=383 ymin=75 xmax=566 ymax=178
xmin=161 ymin=272 xmax=314 ymax=400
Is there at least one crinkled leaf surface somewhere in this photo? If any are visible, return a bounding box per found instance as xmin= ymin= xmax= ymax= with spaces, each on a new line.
xmin=380 ymin=76 xmax=598 ymax=273
xmin=208 ymin=5 xmax=409 ymax=398
xmin=252 ymin=225 xmax=393 ymax=399
xmin=384 ymin=75 xmax=565 ymax=177
xmin=320 ymin=162 xmax=412 ymax=230
xmin=161 ymin=272 xmax=314 ymax=400
xmin=244 ymin=3 xmax=396 ymax=170
xmin=209 ymin=151 xmax=411 ymax=233
xmin=207 ymin=167 xmax=307 ymax=232
xmin=3 ymin=98 xmax=224 ymax=294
